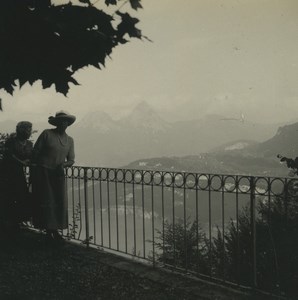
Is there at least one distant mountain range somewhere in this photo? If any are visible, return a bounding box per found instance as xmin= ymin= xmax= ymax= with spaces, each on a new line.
xmin=0 ymin=101 xmax=295 ymax=174
xmin=125 ymin=121 xmax=298 ymax=177
xmin=246 ymin=122 xmax=298 ymax=158
xmin=67 ymin=101 xmax=282 ymax=167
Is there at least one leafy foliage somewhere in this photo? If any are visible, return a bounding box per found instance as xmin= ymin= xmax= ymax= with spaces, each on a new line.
xmin=0 ymin=0 xmax=144 ymax=97
xmin=212 ymin=188 xmax=298 ymax=297
xmin=156 ymin=184 xmax=298 ymax=297
xmin=277 ymin=154 xmax=298 ymax=176
xmin=0 ymin=133 xmax=10 ymax=159
xmin=154 ymin=219 xmax=209 ymax=274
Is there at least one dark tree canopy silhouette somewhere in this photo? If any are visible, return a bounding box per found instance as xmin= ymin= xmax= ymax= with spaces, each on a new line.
xmin=0 ymin=0 xmax=144 ymax=102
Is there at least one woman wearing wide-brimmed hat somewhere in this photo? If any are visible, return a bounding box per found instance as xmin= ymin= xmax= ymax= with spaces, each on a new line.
xmin=32 ymin=111 xmax=75 ymax=241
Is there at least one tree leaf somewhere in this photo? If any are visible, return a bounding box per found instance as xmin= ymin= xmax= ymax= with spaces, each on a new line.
xmin=129 ymin=0 xmax=142 ymax=10
xmin=105 ymin=0 xmax=117 ymax=6
xmin=116 ymin=12 xmax=141 ymax=39
xmin=79 ymin=0 xmax=91 ymax=5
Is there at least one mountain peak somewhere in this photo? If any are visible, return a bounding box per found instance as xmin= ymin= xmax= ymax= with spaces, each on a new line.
xmin=249 ymin=121 xmax=298 ymax=157
xmin=131 ymin=101 xmax=156 ymax=115
xmin=122 ymin=101 xmax=169 ymax=132
xmin=77 ymin=111 xmax=117 ymax=132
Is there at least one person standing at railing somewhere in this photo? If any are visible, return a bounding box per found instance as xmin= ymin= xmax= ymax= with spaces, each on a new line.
xmin=0 ymin=121 xmax=33 ymax=235
xmin=31 ymin=111 xmax=75 ymax=242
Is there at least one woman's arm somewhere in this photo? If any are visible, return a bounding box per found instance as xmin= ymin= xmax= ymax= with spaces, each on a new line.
xmin=32 ymin=130 xmax=47 ymax=164
xmin=11 ymin=154 xmax=30 ymax=166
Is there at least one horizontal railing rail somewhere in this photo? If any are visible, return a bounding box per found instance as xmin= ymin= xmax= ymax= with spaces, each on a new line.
xmin=29 ymin=166 xmax=298 ymax=298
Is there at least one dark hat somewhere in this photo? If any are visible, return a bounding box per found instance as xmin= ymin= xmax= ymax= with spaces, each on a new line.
xmin=48 ymin=110 xmax=76 ymax=126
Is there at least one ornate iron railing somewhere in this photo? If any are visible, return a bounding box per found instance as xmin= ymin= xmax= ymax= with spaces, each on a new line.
xmin=43 ymin=166 xmax=298 ymax=297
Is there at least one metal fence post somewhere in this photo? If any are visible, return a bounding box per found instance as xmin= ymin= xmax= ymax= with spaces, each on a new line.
xmin=250 ymin=176 xmax=257 ymax=289
xmin=83 ymin=167 xmax=90 ymax=247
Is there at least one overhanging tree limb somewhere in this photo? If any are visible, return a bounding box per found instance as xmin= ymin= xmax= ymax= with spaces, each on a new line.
xmin=0 ymin=0 xmax=144 ymax=97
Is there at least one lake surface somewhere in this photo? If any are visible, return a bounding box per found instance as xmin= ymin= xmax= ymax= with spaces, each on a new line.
xmin=65 ymin=177 xmax=256 ymax=258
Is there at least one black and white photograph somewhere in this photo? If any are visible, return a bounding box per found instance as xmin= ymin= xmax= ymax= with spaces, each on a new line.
xmin=0 ymin=0 xmax=298 ymax=299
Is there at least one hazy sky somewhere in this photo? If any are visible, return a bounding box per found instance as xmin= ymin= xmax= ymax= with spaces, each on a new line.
xmin=1 ymin=0 xmax=298 ymax=123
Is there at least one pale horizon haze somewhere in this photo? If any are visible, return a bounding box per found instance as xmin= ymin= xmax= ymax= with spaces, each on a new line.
xmin=1 ymin=0 xmax=298 ymax=124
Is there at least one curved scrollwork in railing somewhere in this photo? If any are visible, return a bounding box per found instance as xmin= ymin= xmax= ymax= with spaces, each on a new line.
xmin=63 ymin=166 xmax=296 ymax=196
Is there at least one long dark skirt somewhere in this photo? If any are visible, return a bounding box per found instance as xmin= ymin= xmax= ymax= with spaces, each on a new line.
xmin=0 ymin=161 xmax=31 ymax=224
xmin=32 ymin=166 xmax=68 ymax=230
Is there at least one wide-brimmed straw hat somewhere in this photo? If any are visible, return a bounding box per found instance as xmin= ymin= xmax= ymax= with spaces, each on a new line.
xmin=48 ymin=110 xmax=76 ymax=126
